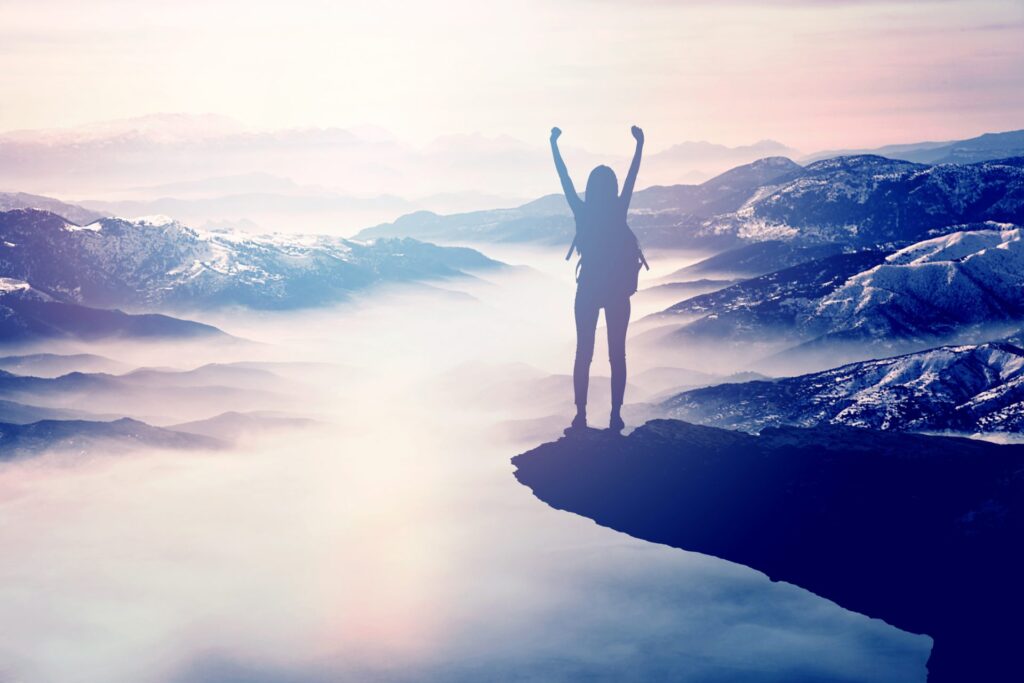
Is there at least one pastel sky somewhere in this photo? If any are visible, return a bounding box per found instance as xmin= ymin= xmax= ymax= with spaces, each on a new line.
xmin=1 ymin=0 xmax=1022 ymax=152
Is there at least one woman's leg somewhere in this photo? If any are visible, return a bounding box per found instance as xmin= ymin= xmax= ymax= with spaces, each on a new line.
xmin=573 ymin=292 xmax=600 ymax=422
xmin=605 ymin=296 xmax=631 ymax=425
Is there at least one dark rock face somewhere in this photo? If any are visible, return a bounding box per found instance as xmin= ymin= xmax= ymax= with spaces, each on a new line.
xmin=513 ymin=420 xmax=1024 ymax=682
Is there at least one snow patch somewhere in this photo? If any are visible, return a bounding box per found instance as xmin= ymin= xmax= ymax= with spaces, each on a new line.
xmin=129 ymin=214 xmax=177 ymax=227
xmin=63 ymin=221 xmax=102 ymax=232
xmin=0 ymin=277 xmax=31 ymax=294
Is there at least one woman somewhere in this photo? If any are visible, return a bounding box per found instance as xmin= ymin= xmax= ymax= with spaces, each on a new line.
xmin=550 ymin=125 xmax=645 ymax=432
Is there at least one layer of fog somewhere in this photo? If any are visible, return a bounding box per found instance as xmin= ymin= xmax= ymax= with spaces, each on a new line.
xmin=3 ymin=115 xmax=794 ymax=236
xmin=0 ymin=245 xmax=930 ymax=682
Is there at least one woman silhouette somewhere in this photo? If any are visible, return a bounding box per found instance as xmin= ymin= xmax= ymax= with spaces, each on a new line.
xmin=551 ymin=125 xmax=645 ymax=431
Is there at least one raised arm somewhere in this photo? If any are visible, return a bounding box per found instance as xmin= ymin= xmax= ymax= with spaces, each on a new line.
xmin=620 ymin=125 xmax=644 ymax=208
xmin=550 ymin=127 xmax=583 ymax=215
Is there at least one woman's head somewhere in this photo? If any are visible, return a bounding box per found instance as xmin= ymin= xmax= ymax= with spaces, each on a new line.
xmin=585 ymin=165 xmax=619 ymax=209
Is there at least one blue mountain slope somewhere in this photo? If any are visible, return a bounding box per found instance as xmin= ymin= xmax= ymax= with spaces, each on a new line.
xmin=0 ymin=417 xmax=222 ymax=460
xmin=660 ymin=240 xmax=846 ymax=281
xmin=694 ymin=155 xmax=1024 ymax=248
xmin=658 ymin=250 xmax=890 ymax=335
xmin=0 ymin=209 xmax=503 ymax=310
xmin=653 ymin=226 xmax=1024 ymax=366
xmin=0 ymin=278 xmax=224 ymax=343
xmin=662 ymin=341 xmax=1024 ymax=434
xmin=809 ymin=129 xmax=1024 ymax=166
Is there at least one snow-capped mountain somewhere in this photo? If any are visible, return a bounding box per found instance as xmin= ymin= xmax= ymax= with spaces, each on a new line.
xmin=0 ymin=208 xmax=502 ymax=310
xmin=694 ymin=155 xmax=1024 ymax=248
xmin=812 ymin=227 xmax=1024 ymax=343
xmin=657 ymin=250 xmax=890 ymax=335
xmin=654 ymin=226 xmax=1024 ymax=363
xmin=661 ymin=341 xmax=1024 ymax=434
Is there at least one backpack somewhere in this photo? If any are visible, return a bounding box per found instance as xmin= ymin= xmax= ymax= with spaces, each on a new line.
xmin=565 ymin=223 xmax=649 ymax=299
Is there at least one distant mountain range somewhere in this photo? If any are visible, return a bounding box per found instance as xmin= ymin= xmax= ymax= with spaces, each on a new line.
xmin=356 ymin=156 xmax=806 ymax=245
xmin=642 ymin=139 xmax=800 ymax=183
xmin=74 ymin=174 xmax=526 ymax=235
xmin=0 ymin=114 xmax=795 ymax=224
xmin=358 ymin=154 xmax=1024 ymax=251
xmin=0 ymin=398 xmax=109 ymax=424
xmin=662 ymin=341 xmax=1024 ymax=435
xmin=0 ymin=417 xmax=221 ymax=461
xmin=0 ymin=355 xmax=326 ymax=457
xmin=169 ymin=411 xmax=320 ymax=441
xmin=805 ymin=128 xmax=1024 ymax=166
xmin=0 ymin=365 xmax=289 ymax=422
xmin=7 ymin=114 xmax=1024 ymax=237
xmin=0 ymin=352 xmax=130 ymax=377
xmin=79 ymin=190 xmax=424 ymax=237
xmin=0 ymin=192 xmax=107 ymax=226
xmin=0 ymin=208 xmax=502 ymax=310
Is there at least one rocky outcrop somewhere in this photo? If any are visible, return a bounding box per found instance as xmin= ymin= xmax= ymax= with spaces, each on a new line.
xmin=513 ymin=420 xmax=1024 ymax=682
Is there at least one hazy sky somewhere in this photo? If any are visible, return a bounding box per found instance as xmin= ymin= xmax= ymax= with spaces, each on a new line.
xmin=1 ymin=0 xmax=1023 ymax=152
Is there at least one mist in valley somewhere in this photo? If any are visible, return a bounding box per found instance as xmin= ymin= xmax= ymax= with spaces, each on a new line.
xmin=0 ymin=245 xmax=932 ymax=682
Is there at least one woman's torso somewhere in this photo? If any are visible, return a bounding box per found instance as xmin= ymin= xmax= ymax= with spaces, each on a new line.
xmin=573 ymin=202 xmax=636 ymax=305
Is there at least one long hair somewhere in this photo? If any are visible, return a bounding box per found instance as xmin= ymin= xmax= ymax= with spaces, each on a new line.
xmin=584 ymin=165 xmax=619 ymax=215
xmin=576 ymin=165 xmax=622 ymax=256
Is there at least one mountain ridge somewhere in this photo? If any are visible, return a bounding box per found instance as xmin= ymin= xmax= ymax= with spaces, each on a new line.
xmin=0 ymin=208 xmax=503 ymax=310
xmin=356 ymin=155 xmax=1024 ymax=251
xmin=662 ymin=341 xmax=1024 ymax=434
xmin=0 ymin=277 xmax=225 ymax=343
xmin=0 ymin=416 xmax=223 ymax=460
